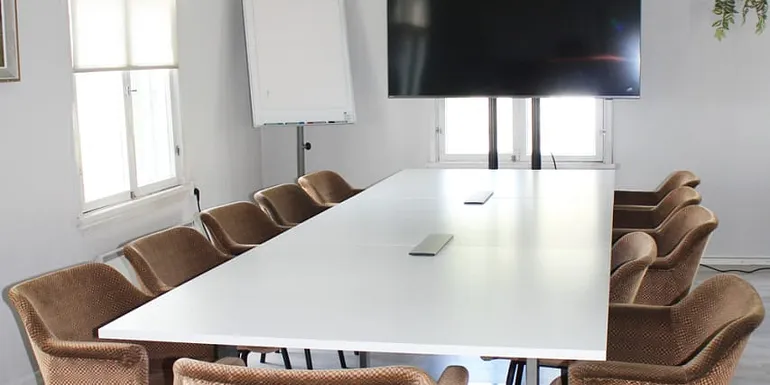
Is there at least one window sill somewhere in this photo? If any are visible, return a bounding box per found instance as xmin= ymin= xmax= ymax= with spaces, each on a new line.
xmin=427 ymin=161 xmax=617 ymax=170
xmin=78 ymin=184 xmax=194 ymax=230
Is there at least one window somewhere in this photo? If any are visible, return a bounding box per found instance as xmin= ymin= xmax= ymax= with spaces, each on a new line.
xmin=437 ymin=98 xmax=610 ymax=165
xmin=69 ymin=0 xmax=181 ymax=212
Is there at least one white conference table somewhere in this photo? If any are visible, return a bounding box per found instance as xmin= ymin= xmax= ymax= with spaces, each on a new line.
xmin=100 ymin=169 xmax=615 ymax=385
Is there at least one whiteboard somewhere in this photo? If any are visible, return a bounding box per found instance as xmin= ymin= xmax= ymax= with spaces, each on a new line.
xmin=242 ymin=0 xmax=356 ymax=127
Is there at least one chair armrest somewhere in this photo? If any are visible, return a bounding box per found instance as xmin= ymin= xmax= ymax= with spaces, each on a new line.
xmin=614 ymin=191 xmax=660 ymax=206
xmin=43 ymin=338 xmax=147 ymax=364
xmin=613 ymin=209 xmax=655 ymax=229
xmin=37 ymin=339 xmax=150 ymax=384
xmin=569 ymin=361 xmax=687 ymax=384
xmin=612 ymin=227 xmax=656 ymax=244
xmin=437 ymin=366 xmax=469 ymax=385
xmin=231 ymin=243 xmax=258 ymax=255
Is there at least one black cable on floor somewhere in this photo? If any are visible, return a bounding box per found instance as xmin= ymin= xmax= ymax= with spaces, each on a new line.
xmin=700 ymin=264 xmax=770 ymax=274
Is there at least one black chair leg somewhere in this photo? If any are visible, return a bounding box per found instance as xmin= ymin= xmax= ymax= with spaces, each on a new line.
xmin=561 ymin=367 xmax=568 ymax=384
xmin=514 ymin=361 xmax=524 ymax=385
xmin=338 ymin=350 xmax=348 ymax=369
xmin=281 ymin=348 xmax=292 ymax=369
xmin=304 ymin=349 xmax=313 ymax=370
xmin=505 ymin=360 xmax=517 ymax=385
xmin=259 ymin=353 xmax=267 ymax=363
xmin=238 ymin=350 xmax=250 ymax=365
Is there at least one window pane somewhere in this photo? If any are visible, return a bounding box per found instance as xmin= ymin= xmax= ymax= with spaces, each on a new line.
xmin=70 ymin=0 xmax=127 ymax=69
xmin=444 ymin=98 xmax=513 ymax=155
xmin=129 ymin=0 xmax=177 ymax=67
xmin=130 ymin=69 xmax=177 ymax=187
xmin=75 ymin=72 xmax=130 ymax=202
xmin=526 ymin=97 xmax=599 ymax=157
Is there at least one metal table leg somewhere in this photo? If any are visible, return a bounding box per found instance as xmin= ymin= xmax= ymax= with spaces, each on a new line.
xmin=359 ymin=352 xmax=370 ymax=368
xmin=526 ymin=358 xmax=538 ymax=385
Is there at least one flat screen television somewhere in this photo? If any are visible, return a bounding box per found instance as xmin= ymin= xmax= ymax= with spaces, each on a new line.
xmin=388 ymin=0 xmax=642 ymax=98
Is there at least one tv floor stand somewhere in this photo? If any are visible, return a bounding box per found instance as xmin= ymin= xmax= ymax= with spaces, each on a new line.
xmin=487 ymin=97 xmax=543 ymax=171
xmin=530 ymin=98 xmax=542 ymax=170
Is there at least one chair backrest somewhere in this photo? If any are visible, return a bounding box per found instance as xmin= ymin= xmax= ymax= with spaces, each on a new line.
xmin=298 ymin=170 xmax=356 ymax=205
xmin=609 ymin=232 xmax=657 ymax=303
xmin=123 ymin=226 xmax=230 ymax=296
xmin=173 ymin=358 xmax=449 ymax=385
xmin=8 ymin=263 xmax=149 ymax=344
xmin=575 ymin=274 xmax=763 ymax=385
xmin=654 ymin=205 xmax=718 ymax=257
xmin=634 ymin=205 xmax=718 ymax=305
xmin=200 ymin=202 xmax=285 ymax=255
xmin=673 ymin=274 xmax=764 ymax=379
xmin=253 ymin=183 xmax=327 ymax=226
xmin=654 ymin=170 xmax=700 ymax=200
xmin=649 ymin=186 xmax=702 ymax=227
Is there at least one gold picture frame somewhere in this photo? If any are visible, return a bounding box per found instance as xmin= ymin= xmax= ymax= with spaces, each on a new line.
xmin=0 ymin=0 xmax=20 ymax=82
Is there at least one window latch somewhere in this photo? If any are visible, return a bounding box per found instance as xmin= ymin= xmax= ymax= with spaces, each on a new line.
xmin=126 ymin=87 xmax=138 ymax=95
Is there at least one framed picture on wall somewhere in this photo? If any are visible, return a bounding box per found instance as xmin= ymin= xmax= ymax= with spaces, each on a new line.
xmin=0 ymin=0 xmax=20 ymax=82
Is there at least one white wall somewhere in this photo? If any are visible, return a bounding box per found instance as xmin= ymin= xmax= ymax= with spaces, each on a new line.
xmin=613 ymin=0 xmax=770 ymax=257
xmin=0 ymin=1 xmax=261 ymax=384
xmin=260 ymin=0 xmax=435 ymax=188
xmin=261 ymin=0 xmax=770 ymax=257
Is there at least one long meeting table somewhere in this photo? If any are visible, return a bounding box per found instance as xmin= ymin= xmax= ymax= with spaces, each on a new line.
xmin=100 ymin=169 xmax=615 ymax=385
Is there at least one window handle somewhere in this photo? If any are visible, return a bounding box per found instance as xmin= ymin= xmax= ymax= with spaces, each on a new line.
xmin=126 ymin=87 xmax=138 ymax=95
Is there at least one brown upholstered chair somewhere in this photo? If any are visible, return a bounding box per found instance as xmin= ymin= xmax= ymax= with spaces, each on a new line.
xmin=298 ymin=170 xmax=363 ymax=205
xmin=615 ymin=205 xmax=718 ymax=306
xmin=173 ymin=358 xmax=470 ymax=385
xmin=551 ymin=274 xmax=765 ymax=385
xmin=613 ymin=186 xmax=701 ymax=231
xmin=123 ymin=226 xmax=231 ymax=296
xmin=614 ymin=170 xmax=700 ymax=206
xmin=489 ymin=232 xmax=658 ymax=385
xmin=254 ymin=183 xmax=329 ymax=227
xmin=200 ymin=201 xmax=287 ymax=256
xmin=8 ymin=263 xmax=216 ymax=385
xmin=123 ymin=227 xmax=290 ymax=368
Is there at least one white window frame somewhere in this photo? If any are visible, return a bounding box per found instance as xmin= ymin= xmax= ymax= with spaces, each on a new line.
xmin=434 ymin=99 xmax=614 ymax=168
xmin=72 ymin=69 xmax=185 ymax=214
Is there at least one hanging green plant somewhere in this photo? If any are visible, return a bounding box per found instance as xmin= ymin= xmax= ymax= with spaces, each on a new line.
xmin=713 ymin=0 xmax=768 ymax=39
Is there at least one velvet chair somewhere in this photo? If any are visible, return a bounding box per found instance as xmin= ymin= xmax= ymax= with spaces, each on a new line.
xmin=614 ymin=171 xmax=700 ymax=206
xmin=298 ymin=170 xmax=363 ymax=205
xmin=551 ymin=274 xmax=764 ymax=385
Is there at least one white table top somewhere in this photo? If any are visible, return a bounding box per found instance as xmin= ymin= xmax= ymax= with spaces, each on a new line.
xmin=100 ymin=169 xmax=615 ymax=361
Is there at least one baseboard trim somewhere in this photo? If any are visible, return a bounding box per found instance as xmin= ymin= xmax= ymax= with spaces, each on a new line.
xmin=702 ymin=256 xmax=770 ymax=266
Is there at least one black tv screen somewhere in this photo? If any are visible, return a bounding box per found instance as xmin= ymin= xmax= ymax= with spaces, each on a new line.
xmin=388 ymin=0 xmax=641 ymax=98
